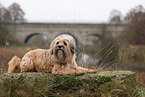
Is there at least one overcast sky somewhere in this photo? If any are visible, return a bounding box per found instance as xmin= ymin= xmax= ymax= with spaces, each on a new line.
xmin=1 ymin=0 xmax=145 ymax=23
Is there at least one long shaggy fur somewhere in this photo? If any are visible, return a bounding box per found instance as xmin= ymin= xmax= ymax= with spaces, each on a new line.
xmin=8 ymin=37 xmax=96 ymax=75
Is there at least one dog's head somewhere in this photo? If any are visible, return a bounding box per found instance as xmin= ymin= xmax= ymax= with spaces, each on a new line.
xmin=50 ymin=37 xmax=76 ymax=63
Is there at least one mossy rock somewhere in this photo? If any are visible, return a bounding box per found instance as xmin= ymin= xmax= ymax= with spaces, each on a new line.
xmin=0 ymin=71 xmax=138 ymax=97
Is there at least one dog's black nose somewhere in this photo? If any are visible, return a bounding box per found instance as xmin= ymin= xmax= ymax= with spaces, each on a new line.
xmin=58 ymin=45 xmax=63 ymax=49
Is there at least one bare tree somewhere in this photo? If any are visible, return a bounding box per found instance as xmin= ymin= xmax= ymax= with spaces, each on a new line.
xmin=0 ymin=3 xmax=12 ymax=22
xmin=124 ymin=5 xmax=145 ymax=23
xmin=8 ymin=3 xmax=25 ymax=23
xmin=120 ymin=5 xmax=145 ymax=45
xmin=109 ymin=9 xmax=123 ymax=24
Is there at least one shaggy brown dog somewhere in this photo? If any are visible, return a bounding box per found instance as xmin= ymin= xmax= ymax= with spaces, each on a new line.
xmin=8 ymin=37 xmax=96 ymax=75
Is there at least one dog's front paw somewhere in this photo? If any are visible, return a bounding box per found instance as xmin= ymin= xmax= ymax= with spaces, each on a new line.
xmin=88 ymin=69 xmax=97 ymax=73
xmin=75 ymin=71 xmax=86 ymax=75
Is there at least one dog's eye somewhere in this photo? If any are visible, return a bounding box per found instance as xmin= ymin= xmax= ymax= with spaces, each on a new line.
xmin=56 ymin=42 xmax=59 ymax=45
xmin=64 ymin=41 xmax=67 ymax=46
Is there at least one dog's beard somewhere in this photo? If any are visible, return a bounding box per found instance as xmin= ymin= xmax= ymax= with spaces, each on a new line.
xmin=55 ymin=49 xmax=66 ymax=62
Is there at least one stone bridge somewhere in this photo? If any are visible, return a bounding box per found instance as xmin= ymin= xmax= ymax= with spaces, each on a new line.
xmin=1 ymin=22 xmax=125 ymax=45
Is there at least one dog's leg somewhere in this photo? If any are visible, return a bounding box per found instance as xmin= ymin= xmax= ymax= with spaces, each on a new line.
xmin=20 ymin=57 xmax=34 ymax=72
xmin=52 ymin=63 xmax=85 ymax=75
xmin=8 ymin=56 xmax=21 ymax=73
xmin=69 ymin=58 xmax=97 ymax=73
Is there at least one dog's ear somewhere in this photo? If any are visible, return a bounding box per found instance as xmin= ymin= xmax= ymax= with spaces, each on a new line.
xmin=70 ymin=42 xmax=76 ymax=55
xmin=50 ymin=49 xmax=53 ymax=55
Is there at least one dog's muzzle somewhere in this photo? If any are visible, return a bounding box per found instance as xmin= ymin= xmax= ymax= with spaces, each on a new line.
xmin=55 ymin=45 xmax=66 ymax=62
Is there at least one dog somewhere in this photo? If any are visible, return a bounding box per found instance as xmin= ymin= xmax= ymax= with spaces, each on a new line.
xmin=8 ymin=37 xmax=96 ymax=75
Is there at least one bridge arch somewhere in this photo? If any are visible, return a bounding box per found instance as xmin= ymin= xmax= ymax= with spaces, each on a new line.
xmin=24 ymin=33 xmax=48 ymax=44
xmin=85 ymin=34 xmax=101 ymax=45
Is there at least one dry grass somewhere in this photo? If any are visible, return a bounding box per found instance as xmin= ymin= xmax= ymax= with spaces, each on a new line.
xmin=0 ymin=47 xmax=25 ymax=74
xmin=119 ymin=45 xmax=145 ymax=66
xmin=136 ymin=72 xmax=145 ymax=88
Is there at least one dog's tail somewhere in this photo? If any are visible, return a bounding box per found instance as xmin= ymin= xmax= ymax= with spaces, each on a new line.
xmin=8 ymin=56 xmax=21 ymax=73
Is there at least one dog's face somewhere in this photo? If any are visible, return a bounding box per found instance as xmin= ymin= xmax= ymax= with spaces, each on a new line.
xmin=50 ymin=37 xmax=76 ymax=63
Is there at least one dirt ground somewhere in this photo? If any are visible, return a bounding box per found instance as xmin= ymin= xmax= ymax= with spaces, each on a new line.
xmin=0 ymin=47 xmax=145 ymax=91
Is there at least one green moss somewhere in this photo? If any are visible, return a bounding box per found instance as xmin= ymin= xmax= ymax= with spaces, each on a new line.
xmin=138 ymin=86 xmax=145 ymax=97
xmin=0 ymin=71 xmax=138 ymax=96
